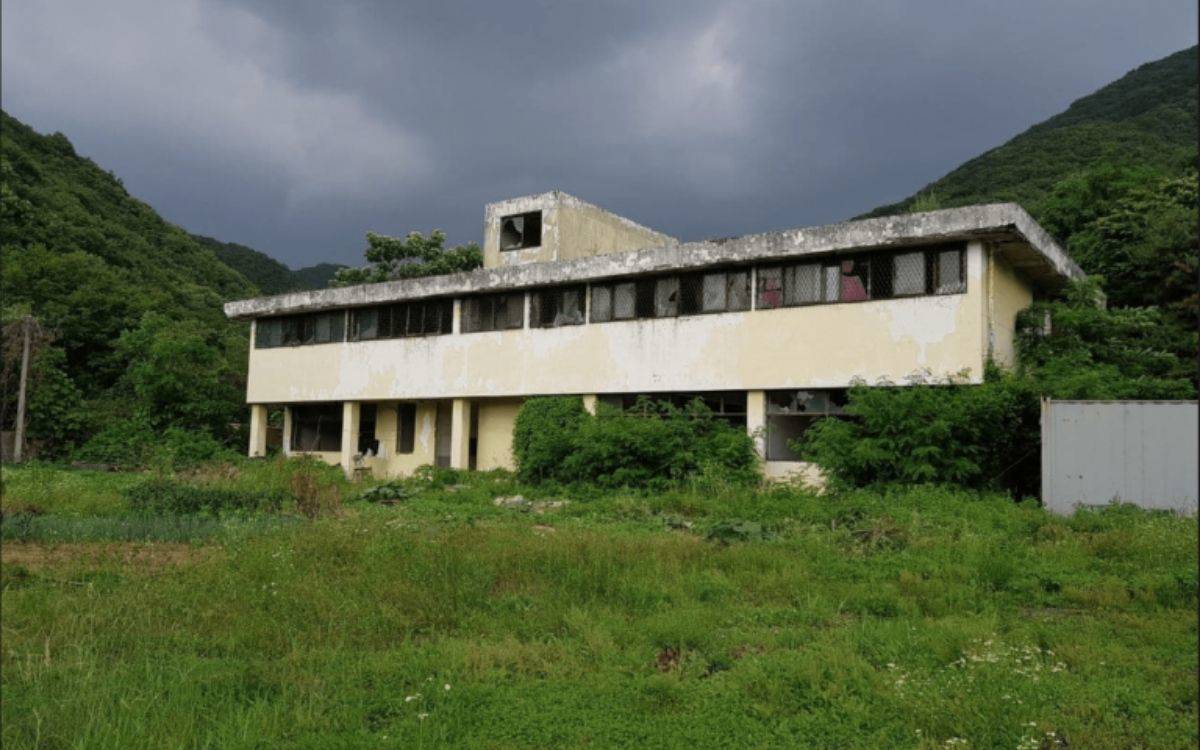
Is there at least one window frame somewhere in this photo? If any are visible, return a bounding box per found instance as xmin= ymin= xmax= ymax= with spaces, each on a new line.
xmin=396 ymin=403 xmax=417 ymax=454
xmin=461 ymin=292 xmax=525 ymax=333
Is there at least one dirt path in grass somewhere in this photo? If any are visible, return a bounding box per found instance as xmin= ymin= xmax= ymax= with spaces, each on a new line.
xmin=2 ymin=542 xmax=217 ymax=570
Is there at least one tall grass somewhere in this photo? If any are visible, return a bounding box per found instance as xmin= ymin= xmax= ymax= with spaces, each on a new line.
xmin=1 ymin=465 xmax=1196 ymax=748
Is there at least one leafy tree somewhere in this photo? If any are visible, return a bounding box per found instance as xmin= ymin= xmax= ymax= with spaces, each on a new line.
xmin=333 ymin=230 xmax=482 ymax=286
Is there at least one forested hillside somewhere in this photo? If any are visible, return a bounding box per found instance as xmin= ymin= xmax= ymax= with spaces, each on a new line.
xmin=194 ymin=234 xmax=345 ymax=295
xmin=866 ymin=46 xmax=1196 ymax=220
xmin=0 ymin=111 xmax=263 ymax=458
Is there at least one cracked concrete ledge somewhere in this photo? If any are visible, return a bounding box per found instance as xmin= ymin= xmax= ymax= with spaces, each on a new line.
xmin=224 ymin=203 xmax=1084 ymax=320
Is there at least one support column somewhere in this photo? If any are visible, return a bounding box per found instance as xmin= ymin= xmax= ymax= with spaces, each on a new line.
xmin=340 ymin=401 xmax=361 ymax=478
xmin=746 ymin=390 xmax=766 ymax=462
xmin=248 ymin=404 xmax=268 ymax=458
xmin=282 ymin=406 xmax=293 ymax=456
xmin=449 ymin=398 xmax=471 ymax=470
xmin=582 ymin=394 xmax=598 ymax=415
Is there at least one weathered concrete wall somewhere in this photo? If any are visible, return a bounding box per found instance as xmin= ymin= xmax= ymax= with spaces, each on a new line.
xmin=481 ymin=191 xmax=676 ymax=269
xmin=986 ymin=247 xmax=1033 ymax=368
xmin=475 ymin=398 xmax=523 ymax=471
xmin=362 ymin=401 xmax=439 ymax=476
xmin=1042 ymin=400 xmax=1199 ymax=515
xmin=227 ymin=203 xmax=1081 ymax=321
xmin=246 ymin=244 xmax=988 ymax=403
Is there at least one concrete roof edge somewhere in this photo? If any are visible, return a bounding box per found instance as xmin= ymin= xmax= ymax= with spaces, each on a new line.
xmin=223 ymin=203 xmax=1082 ymax=320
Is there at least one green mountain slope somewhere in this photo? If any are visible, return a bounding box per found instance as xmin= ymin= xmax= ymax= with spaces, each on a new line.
xmin=864 ymin=46 xmax=1197 ymax=219
xmin=194 ymin=234 xmax=346 ymax=294
xmin=291 ymin=263 xmax=345 ymax=289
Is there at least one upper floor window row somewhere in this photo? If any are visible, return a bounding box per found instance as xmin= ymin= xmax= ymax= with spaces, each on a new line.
xmin=255 ymin=243 xmax=968 ymax=344
xmin=462 ymin=291 xmax=524 ymax=333
xmin=255 ymin=311 xmax=345 ymax=349
xmin=589 ymin=268 xmax=751 ymax=324
xmin=756 ymin=245 xmax=965 ymax=310
xmin=349 ymin=299 xmax=453 ymax=341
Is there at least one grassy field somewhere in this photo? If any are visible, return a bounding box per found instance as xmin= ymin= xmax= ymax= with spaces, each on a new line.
xmin=2 ymin=461 xmax=1196 ymax=749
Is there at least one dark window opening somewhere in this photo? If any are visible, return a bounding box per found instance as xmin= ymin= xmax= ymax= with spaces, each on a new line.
xmin=530 ymin=285 xmax=586 ymax=328
xmin=753 ymin=244 xmax=965 ymax=311
xmin=597 ymin=391 xmax=747 ymax=429
xmin=349 ymin=299 xmax=452 ymax=341
xmin=291 ymin=404 xmax=343 ymax=452
xmin=764 ymin=389 xmax=847 ymax=461
xmin=462 ymin=292 xmax=525 ymax=333
xmin=396 ymin=403 xmax=416 ymax=454
xmin=256 ymin=311 xmax=345 ymax=349
xmin=499 ymin=211 xmax=542 ymax=251
xmin=592 ymin=269 xmax=751 ymax=323
xmin=357 ymin=404 xmax=378 ymax=456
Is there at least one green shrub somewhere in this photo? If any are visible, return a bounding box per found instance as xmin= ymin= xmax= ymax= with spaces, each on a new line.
xmin=512 ymin=396 xmax=588 ymax=483
xmin=799 ymin=368 xmax=1040 ymax=494
xmin=124 ymin=477 xmax=286 ymax=516
xmin=74 ymin=422 xmax=236 ymax=469
xmin=513 ymin=396 xmax=758 ymax=489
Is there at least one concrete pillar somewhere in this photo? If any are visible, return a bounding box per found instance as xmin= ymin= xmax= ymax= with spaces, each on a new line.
xmin=281 ymin=406 xmax=293 ymax=456
xmin=582 ymin=394 xmax=598 ymax=415
xmin=746 ymin=390 xmax=766 ymax=461
xmin=340 ymin=401 xmax=361 ymax=478
xmin=449 ymin=398 xmax=471 ymax=470
xmin=248 ymin=404 xmax=268 ymax=458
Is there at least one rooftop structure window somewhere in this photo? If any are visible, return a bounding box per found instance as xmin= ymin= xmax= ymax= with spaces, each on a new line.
xmin=255 ymin=311 xmax=345 ymax=349
xmin=291 ymin=404 xmax=343 ymax=452
xmin=349 ymin=299 xmax=452 ymax=341
xmin=462 ymin=292 xmax=525 ymax=333
xmin=499 ymin=211 xmax=542 ymax=251
xmin=530 ymin=285 xmax=586 ymax=328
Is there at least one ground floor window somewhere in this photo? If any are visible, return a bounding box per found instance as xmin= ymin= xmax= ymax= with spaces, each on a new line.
xmin=597 ymin=391 xmax=747 ymax=428
xmin=291 ymin=404 xmax=343 ymax=452
xmin=396 ymin=403 xmax=417 ymax=454
xmin=765 ymin=389 xmax=846 ymax=461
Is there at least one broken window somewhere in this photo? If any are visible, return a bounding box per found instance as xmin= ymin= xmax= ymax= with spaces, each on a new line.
xmin=654 ymin=276 xmax=679 ymax=317
xmin=256 ymin=312 xmax=345 ymax=348
xmin=756 ymin=266 xmax=783 ymax=309
xmin=499 ymin=211 xmax=542 ymax=251
xmin=531 ymin=285 xmax=586 ymax=328
xmin=461 ymin=292 xmax=525 ymax=333
xmin=396 ymin=403 xmax=416 ymax=454
xmin=291 ymin=404 xmax=343 ymax=452
xmin=601 ymin=391 xmax=748 ymax=428
xmin=350 ymin=300 xmax=452 ymax=340
xmin=839 ymin=258 xmax=870 ymax=302
xmin=764 ymin=389 xmax=846 ymax=461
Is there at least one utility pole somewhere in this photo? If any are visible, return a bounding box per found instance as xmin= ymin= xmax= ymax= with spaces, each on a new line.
xmin=13 ymin=315 xmax=31 ymax=463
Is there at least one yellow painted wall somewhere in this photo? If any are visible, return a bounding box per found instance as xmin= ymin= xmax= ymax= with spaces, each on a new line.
xmin=475 ymin=398 xmax=523 ymax=471
xmin=247 ymin=244 xmax=997 ymax=404
xmin=360 ymin=401 xmax=439 ymax=476
xmin=483 ymin=196 xmax=673 ymax=268
xmin=986 ymin=250 xmax=1034 ymax=368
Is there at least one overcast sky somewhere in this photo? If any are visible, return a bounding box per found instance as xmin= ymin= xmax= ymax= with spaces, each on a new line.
xmin=3 ymin=2 xmax=1195 ymax=269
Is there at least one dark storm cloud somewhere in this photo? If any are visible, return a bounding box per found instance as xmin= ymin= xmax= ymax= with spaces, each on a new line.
xmin=2 ymin=1 xmax=1195 ymax=268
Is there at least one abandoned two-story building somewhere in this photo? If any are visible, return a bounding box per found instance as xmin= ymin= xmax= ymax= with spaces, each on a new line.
xmin=224 ymin=192 xmax=1084 ymax=479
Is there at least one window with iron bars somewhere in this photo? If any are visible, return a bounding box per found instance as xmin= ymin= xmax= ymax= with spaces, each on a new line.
xmin=755 ymin=244 xmax=966 ymax=310
xmin=589 ymin=269 xmax=751 ymax=323
xmin=255 ymin=311 xmax=345 ymax=349
xmin=530 ymin=285 xmax=586 ymax=328
xmin=348 ymin=299 xmax=453 ymax=341
xmin=461 ymin=292 xmax=525 ymax=333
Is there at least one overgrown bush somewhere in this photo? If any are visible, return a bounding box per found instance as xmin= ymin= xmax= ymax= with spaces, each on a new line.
xmin=513 ymin=396 xmax=758 ymax=489
xmin=124 ymin=477 xmax=286 ymax=516
xmin=74 ymin=421 xmax=237 ymax=469
xmin=290 ymin=461 xmax=343 ymax=520
xmin=799 ymin=368 xmax=1041 ymax=495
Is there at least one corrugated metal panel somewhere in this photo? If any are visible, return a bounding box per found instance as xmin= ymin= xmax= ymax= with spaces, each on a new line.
xmin=1042 ymin=400 xmax=1198 ymax=515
